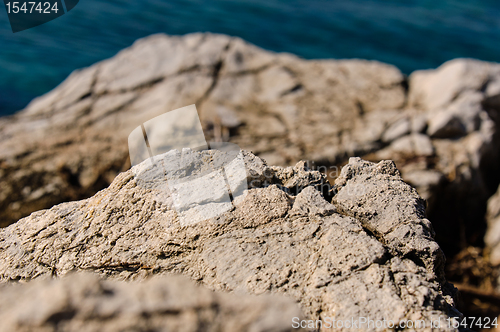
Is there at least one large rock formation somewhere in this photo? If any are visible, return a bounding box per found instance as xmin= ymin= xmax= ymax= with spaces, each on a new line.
xmin=402 ymin=59 xmax=500 ymax=254
xmin=0 ymin=272 xmax=304 ymax=332
xmin=0 ymin=152 xmax=461 ymax=331
xmin=0 ymin=33 xmax=406 ymax=226
xmin=1 ymin=33 xmax=499 ymax=259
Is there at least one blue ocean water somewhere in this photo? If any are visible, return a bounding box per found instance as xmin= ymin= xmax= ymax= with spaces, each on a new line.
xmin=1 ymin=0 xmax=499 ymax=116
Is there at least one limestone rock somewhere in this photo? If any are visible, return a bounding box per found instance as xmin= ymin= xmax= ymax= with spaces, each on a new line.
xmin=377 ymin=134 xmax=434 ymax=159
xmin=485 ymin=185 xmax=500 ymax=266
xmin=426 ymin=93 xmax=484 ymax=138
xmin=332 ymin=158 xmax=444 ymax=279
xmin=382 ymin=117 xmax=411 ymax=143
xmin=0 ymin=33 xmax=406 ymax=226
xmin=1 ymin=33 xmax=499 ymax=262
xmin=408 ymin=58 xmax=500 ymax=111
xmin=388 ymin=59 xmax=500 ymax=254
xmin=0 ymin=152 xmax=460 ymax=331
xmin=0 ymin=272 xmax=305 ymax=332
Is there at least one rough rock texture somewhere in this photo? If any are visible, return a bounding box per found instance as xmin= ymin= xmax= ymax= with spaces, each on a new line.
xmin=0 ymin=152 xmax=461 ymax=331
xmin=485 ymin=185 xmax=500 ymax=269
xmin=1 ymin=33 xmax=499 ymax=258
xmin=401 ymin=59 xmax=500 ymax=254
xmin=0 ymin=272 xmax=304 ymax=332
xmin=0 ymin=32 xmax=404 ymax=226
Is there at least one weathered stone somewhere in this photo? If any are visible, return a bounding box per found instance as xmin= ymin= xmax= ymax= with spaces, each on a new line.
xmin=427 ymin=112 xmax=467 ymax=138
xmin=427 ymin=93 xmax=484 ymax=138
xmin=485 ymin=185 xmax=500 ymax=266
xmin=0 ymin=33 xmax=409 ymax=227
xmin=332 ymin=158 xmax=445 ymax=279
xmin=391 ymin=59 xmax=500 ymax=255
xmin=1 ymin=33 xmax=500 ymax=265
xmin=408 ymin=58 xmax=499 ymax=111
xmin=0 ymin=152 xmax=460 ymax=331
xmin=382 ymin=117 xmax=411 ymax=143
xmin=376 ymin=134 xmax=434 ymax=160
xmin=411 ymin=113 xmax=428 ymax=134
xmin=0 ymin=272 xmax=305 ymax=332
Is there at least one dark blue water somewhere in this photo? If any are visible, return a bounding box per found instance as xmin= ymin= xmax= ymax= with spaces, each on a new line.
xmin=1 ymin=0 xmax=500 ymax=116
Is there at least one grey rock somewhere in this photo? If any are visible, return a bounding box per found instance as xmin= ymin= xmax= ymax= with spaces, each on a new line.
xmin=332 ymin=158 xmax=444 ymax=279
xmin=411 ymin=114 xmax=428 ymax=134
xmin=427 ymin=93 xmax=483 ymax=138
xmin=427 ymin=112 xmax=467 ymax=138
xmin=377 ymin=134 xmax=434 ymax=159
xmin=408 ymin=58 xmax=499 ymax=111
xmin=382 ymin=118 xmax=411 ymax=143
xmin=0 ymin=33 xmax=406 ymax=226
xmin=0 ymin=152 xmax=460 ymax=331
xmin=0 ymin=272 xmax=305 ymax=332
xmin=400 ymin=59 xmax=500 ymax=254
xmin=412 ymin=134 xmax=435 ymax=157
xmin=1 ymin=33 xmax=500 ymax=263
xmin=485 ymin=185 xmax=500 ymax=266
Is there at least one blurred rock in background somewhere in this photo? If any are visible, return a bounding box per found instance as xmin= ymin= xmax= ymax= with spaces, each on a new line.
xmin=0 ymin=272 xmax=305 ymax=332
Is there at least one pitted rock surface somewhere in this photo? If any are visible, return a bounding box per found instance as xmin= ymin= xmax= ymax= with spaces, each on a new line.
xmin=0 ymin=152 xmax=460 ymax=331
xmin=1 ymin=34 xmax=499 ymax=268
xmin=0 ymin=35 xmax=499 ymax=265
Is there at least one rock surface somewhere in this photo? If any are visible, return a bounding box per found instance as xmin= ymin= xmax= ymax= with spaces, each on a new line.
xmin=0 ymin=272 xmax=304 ymax=332
xmin=374 ymin=58 xmax=500 ymax=254
xmin=0 ymin=152 xmax=460 ymax=331
xmin=1 ymin=33 xmax=499 ymax=259
xmin=485 ymin=185 xmax=500 ymax=269
xmin=0 ymin=32 xmax=404 ymax=227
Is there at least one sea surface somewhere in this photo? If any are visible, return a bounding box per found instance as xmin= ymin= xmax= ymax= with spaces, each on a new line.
xmin=1 ymin=0 xmax=500 ymax=116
